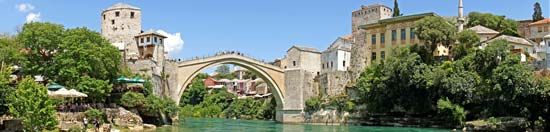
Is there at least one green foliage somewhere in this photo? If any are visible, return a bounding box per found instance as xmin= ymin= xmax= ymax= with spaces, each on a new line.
xmin=457 ymin=30 xmax=480 ymax=48
xmin=120 ymin=92 xmax=146 ymax=108
xmin=143 ymin=95 xmax=178 ymax=117
xmin=0 ymin=36 xmax=24 ymax=65
xmin=414 ymin=16 xmax=457 ymax=57
xmin=224 ymin=98 xmax=263 ymax=119
xmin=305 ymin=96 xmax=322 ymax=113
xmin=533 ymin=2 xmax=544 ymax=22
xmin=53 ymin=27 xmax=120 ymax=88
xmin=180 ymin=78 xmax=207 ymax=105
xmin=18 ymin=22 xmax=64 ymax=80
xmin=85 ymin=109 xmax=105 ymax=123
xmin=0 ymin=66 xmax=13 ymax=115
xmin=437 ymin=98 xmax=466 ymax=126
xmin=9 ymin=77 xmax=57 ymax=131
xmin=215 ymin=64 xmax=231 ymax=74
xmin=327 ymin=95 xmax=355 ymax=113
xmin=76 ymin=76 xmax=112 ymax=103
xmin=357 ymin=48 xmax=432 ymax=114
xmin=392 ymin=0 xmax=402 ymax=17
xmin=466 ymin=12 xmax=519 ymax=36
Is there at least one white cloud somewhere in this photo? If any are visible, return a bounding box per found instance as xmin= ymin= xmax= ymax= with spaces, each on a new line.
xmin=25 ymin=12 xmax=41 ymax=23
xmin=16 ymin=3 xmax=35 ymax=12
xmin=156 ymin=30 xmax=184 ymax=54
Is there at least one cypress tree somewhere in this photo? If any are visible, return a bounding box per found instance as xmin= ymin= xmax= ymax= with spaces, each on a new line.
xmin=392 ymin=0 xmax=402 ymax=17
xmin=533 ymin=2 xmax=544 ymax=22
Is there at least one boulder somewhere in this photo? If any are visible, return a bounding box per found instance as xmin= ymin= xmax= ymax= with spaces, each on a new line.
xmin=104 ymin=107 xmax=143 ymax=128
xmin=143 ymin=123 xmax=156 ymax=130
xmin=128 ymin=125 xmax=144 ymax=131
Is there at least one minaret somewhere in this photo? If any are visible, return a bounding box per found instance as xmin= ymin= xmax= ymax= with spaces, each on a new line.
xmin=458 ymin=0 xmax=465 ymax=32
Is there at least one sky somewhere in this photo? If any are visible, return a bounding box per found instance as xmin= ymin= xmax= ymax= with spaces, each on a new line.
xmin=1 ymin=0 xmax=549 ymax=62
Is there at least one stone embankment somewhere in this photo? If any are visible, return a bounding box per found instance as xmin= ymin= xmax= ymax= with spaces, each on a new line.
xmin=305 ymin=109 xmax=350 ymax=125
xmin=55 ymin=107 xmax=157 ymax=131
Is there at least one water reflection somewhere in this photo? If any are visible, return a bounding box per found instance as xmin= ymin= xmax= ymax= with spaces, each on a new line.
xmin=155 ymin=118 xmax=448 ymax=132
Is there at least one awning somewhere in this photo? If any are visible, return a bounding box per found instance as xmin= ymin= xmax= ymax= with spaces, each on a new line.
xmin=47 ymin=83 xmax=65 ymax=91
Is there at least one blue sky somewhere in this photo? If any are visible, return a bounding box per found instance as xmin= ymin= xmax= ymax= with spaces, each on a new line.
xmin=1 ymin=0 xmax=549 ymax=62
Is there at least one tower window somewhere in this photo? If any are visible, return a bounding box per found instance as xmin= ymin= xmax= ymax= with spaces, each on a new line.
xmin=343 ymin=61 xmax=346 ymax=67
xmin=293 ymin=61 xmax=296 ymax=66
xmin=140 ymin=38 xmax=144 ymax=43
xmin=154 ymin=37 xmax=158 ymax=43
xmin=115 ymin=11 xmax=120 ymax=17
xmin=131 ymin=12 xmax=135 ymax=18
xmin=103 ymin=15 xmax=105 ymax=20
xmin=330 ymin=61 xmax=333 ymax=68
xmin=160 ymin=39 xmax=163 ymax=44
xmin=147 ymin=37 xmax=150 ymax=42
xmin=111 ymin=20 xmax=115 ymax=25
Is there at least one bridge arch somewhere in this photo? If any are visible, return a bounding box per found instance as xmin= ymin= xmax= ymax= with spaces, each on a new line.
xmin=169 ymin=54 xmax=286 ymax=110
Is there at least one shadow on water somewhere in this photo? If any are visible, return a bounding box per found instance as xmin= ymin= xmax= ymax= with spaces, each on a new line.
xmin=155 ymin=118 xmax=450 ymax=132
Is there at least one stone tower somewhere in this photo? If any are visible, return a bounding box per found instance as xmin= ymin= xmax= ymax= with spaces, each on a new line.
xmin=351 ymin=4 xmax=392 ymax=33
xmin=457 ymin=0 xmax=465 ymax=32
xmin=101 ymin=3 xmax=142 ymax=59
xmin=349 ymin=4 xmax=392 ymax=84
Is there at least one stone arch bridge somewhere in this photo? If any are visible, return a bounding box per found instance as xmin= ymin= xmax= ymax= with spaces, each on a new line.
xmin=160 ymin=52 xmax=304 ymax=123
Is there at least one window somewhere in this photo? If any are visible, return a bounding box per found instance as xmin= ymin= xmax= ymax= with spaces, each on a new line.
xmin=380 ymin=33 xmax=385 ymax=43
xmin=391 ymin=30 xmax=397 ymax=41
xmin=381 ymin=51 xmax=386 ymax=59
xmin=103 ymin=15 xmax=105 ymax=20
xmin=539 ymin=26 xmax=543 ymax=32
xmin=160 ymin=39 xmax=163 ymax=44
xmin=331 ymin=61 xmax=333 ymax=68
xmin=146 ymin=37 xmax=150 ymax=42
xmin=343 ymin=61 xmax=346 ymax=67
xmin=401 ymin=29 xmax=406 ymax=40
xmin=372 ymin=52 xmax=377 ymax=61
xmin=371 ymin=34 xmax=376 ymax=44
xmin=111 ymin=20 xmax=115 ymax=25
xmin=322 ymin=64 xmax=324 ymax=69
xmin=293 ymin=61 xmax=296 ymax=66
xmin=154 ymin=37 xmax=158 ymax=43
xmin=130 ymin=12 xmax=135 ymax=18
xmin=115 ymin=11 xmax=120 ymax=17
xmin=140 ymin=38 xmax=144 ymax=43
xmin=410 ymin=28 xmax=415 ymax=39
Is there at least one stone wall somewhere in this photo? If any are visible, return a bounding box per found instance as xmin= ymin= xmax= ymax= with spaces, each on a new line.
xmin=349 ymin=30 xmax=368 ymax=85
xmin=317 ymin=71 xmax=349 ymax=97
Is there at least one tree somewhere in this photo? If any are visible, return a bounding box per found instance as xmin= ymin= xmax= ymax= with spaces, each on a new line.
xmin=120 ymin=92 xmax=146 ymax=108
xmin=452 ymin=29 xmax=480 ymax=60
xmin=216 ymin=64 xmax=231 ymax=75
xmin=18 ymin=22 xmax=64 ymax=81
xmin=53 ymin=27 xmax=120 ymax=87
xmin=392 ymin=0 xmax=402 ymax=17
xmin=0 ymin=36 xmax=24 ymax=66
xmin=466 ymin=12 xmax=519 ymax=36
xmin=180 ymin=78 xmax=207 ymax=105
xmin=76 ymin=76 xmax=112 ymax=103
xmin=9 ymin=77 xmax=57 ymax=131
xmin=533 ymin=2 xmax=545 ymax=22
xmin=0 ymin=66 xmax=13 ymax=115
xmin=415 ymin=16 xmax=457 ymax=61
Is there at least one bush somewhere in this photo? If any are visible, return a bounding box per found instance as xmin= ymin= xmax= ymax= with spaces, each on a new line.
xmin=120 ymin=92 xmax=145 ymax=108
xmin=143 ymin=95 xmax=178 ymax=117
xmin=437 ymin=98 xmax=466 ymax=127
xmin=305 ymin=96 xmax=322 ymax=113
xmin=85 ymin=109 xmax=105 ymax=123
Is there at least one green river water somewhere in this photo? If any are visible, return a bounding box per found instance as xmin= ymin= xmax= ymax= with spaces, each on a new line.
xmin=155 ymin=118 xmax=450 ymax=132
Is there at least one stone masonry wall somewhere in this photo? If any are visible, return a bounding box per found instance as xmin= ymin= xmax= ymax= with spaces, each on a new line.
xmin=318 ymin=71 xmax=349 ymax=97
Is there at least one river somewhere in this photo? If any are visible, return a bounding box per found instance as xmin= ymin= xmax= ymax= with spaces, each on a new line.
xmin=155 ymin=118 xmax=450 ymax=132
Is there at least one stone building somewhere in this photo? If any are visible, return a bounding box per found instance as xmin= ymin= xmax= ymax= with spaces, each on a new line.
xmin=100 ymin=3 xmax=169 ymax=95
xmin=320 ymin=36 xmax=352 ymax=74
xmin=281 ymin=45 xmax=321 ymax=76
xmin=318 ymin=36 xmax=352 ymax=97
xmin=468 ymin=25 xmax=499 ymax=42
xmin=349 ymin=12 xmax=441 ymax=83
xmin=351 ymin=4 xmax=392 ymax=33
xmin=518 ymin=20 xmax=533 ymax=38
